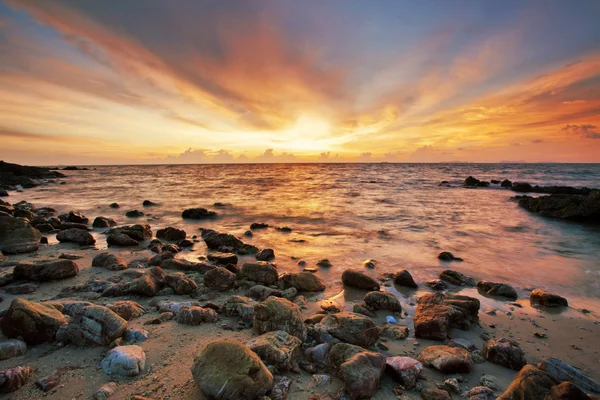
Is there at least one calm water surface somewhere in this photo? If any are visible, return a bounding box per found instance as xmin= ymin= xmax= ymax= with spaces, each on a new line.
xmin=9 ymin=163 xmax=600 ymax=310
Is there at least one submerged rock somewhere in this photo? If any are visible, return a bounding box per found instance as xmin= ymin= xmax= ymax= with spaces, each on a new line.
xmin=246 ymin=330 xmax=302 ymax=371
xmin=316 ymin=312 xmax=379 ymax=347
xmin=1 ymin=298 xmax=67 ymax=345
xmin=414 ymin=293 xmax=480 ymax=340
xmin=417 ymin=345 xmax=472 ymax=373
xmin=530 ymin=289 xmax=568 ymax=307
xmin=439 ymin=270 xmax=475 ymax=286
xmin=256 ymin=248 xmax=275 ymax=261
xmin=438 ymin=251 xmax=463 ymax=262
xmin=254 ymin=298 xmax=307 ymax=340
xmin=477 ymin=281 xmax=518 ymax=300
xmin=13 ymin=259 xmax=79 ymax=281
xmin=394 ymin=269 xmax=418 ymax=288
xmin=102 ymin=345 xmax=146 ymax=377
xmin=483 ymin=337 xmax=527 ymax=371
xmin=191 ymin=340 xmax=273 ymax=400
xmin=0 ymin=215 xmax=42 ymax=254
xmin=182 ymin=208 xmax=217 ymax=219
xmin=341 ymin=269 xmax=380 ymax=291
xmin=125 ymin=210 xmax=144 ymax=218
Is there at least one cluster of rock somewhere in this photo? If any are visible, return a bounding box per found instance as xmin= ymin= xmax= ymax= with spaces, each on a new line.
xmin=0 ymin=160 xmax=65 ymax=190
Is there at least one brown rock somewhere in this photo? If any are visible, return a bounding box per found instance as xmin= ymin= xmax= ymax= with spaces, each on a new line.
xmin=0 ymin=298 xmax=67 ymax=345
xmin=417 ymin=345 xmax=472 ymax=373
xmin=414 ymin=293 xmax=480 ymax=340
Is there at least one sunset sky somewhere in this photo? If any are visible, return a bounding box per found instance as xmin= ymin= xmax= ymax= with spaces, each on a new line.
xmin=1 ymin=0 xmax=600 ymax=164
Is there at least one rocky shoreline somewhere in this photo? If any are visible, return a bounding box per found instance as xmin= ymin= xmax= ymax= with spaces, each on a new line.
xmin=0 ymin=166 xmax=598 ymax=399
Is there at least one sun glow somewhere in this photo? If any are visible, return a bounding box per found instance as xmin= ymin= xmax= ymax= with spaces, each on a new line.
xmin=274 ymin=114 xmax=335 ymax=151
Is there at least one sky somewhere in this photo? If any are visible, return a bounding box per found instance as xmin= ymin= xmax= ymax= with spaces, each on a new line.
xmin=1 ymin=0 xmax=600 ymax=165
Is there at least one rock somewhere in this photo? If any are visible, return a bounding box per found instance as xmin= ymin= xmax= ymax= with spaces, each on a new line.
xmin=425 ymin=279 xmax=447 ymax=291
xmin=58 ymin=304 xmax=127 ymax=346
xmin=182 ymin=208 xmax=217 ymax=219
xmin=317 ymin=259 xmax=332 ymax=268
xmin=305 ymin=343 xmax=332 ymax=366
xmin=246 ymin=285 xmax=283 ymax=301
xmin=414 ymin=293 xmax=480 ymax=340
xmin=530 ymin=289 xmax=568 ymax=307
xmin=385 ymin=356 xmax=423 ymax=389
xmin=0 ymin=215 xmax=42 ymax=254
xmin=36 ymin=373 xmax=60 ymax=392
xmin=13 ymin=259 xmax=79 ymax=281
xmin=107 ymin=224 xmax=152 ymax=240
xmin=204 ymin=267 xmax=236 ymax=291
xmin=127 ymin=267 xmax=165 ymax=296
xmin=364 ymin=291 xmax=402 ymax=312
xmin=242 ymin=262 xmax=278 ymax=285
xmin=254 ymin=298 xmax=307 ymax=340
xmin=109 ymin=203 xmax=119 ymax=208
xmin=353 ymin=303 xmax=377 ymax=318
xmin=483 ymin=337 xmax=527 ymax=370
xmin=448 ymin=338 xmax=478 ymax=351
xmin=362 ymin=259 xmax=377 ymax=269
xmin=102 ymin=345 xmax=146 ymax=376
xmin=316 ymin=312 xmax=379 ymax=347
xmin=512 ymin=182 xmax=534 ymax=192
xmin=161 ymin=258 xmax=213 ymax=273
xmin=477 ymin=281 xmax=518 ymax=300
xmin=0 ymin=365 xmax=33 ymax=392
xmin=3 ymin=282 xmax=37 ymax=294
xmin=270 ymin=375 xmax=292 ymax=400
xmin=417 ymin=345 xmax=472 ymax=373
xmin=176 ymin=306 xmax=218 ymax=325
xmin=94 ymin=382 xmax=118 ymax=399
xmin=466 ymin=386 xmax=496 ymax=400
xmin=327 ymin=343 xmax=386 ymax=400
xmin=440 ymin=270 xmax=474 ymax=286
xmin=281 ymin=272 xmax=326 ymax=292
xmin=223 ymin=296 xmax=257 ymax=324
xmin=200 ymin=228 xmax=244 ymax=250
xmin=341 ymin=269 xmax=380 ymax=291
xmin=165 ymin=272 xmax=198 ymax=294
xmin=191 ymin=340 xmax=273 ymax=399
xmin=1 ymin=298 xmax=67 ymax=344
xmin=438 ymin=251 xmax=463 ymax=261
xmin=156 ymin=227 xmax=186 ymax=241
xmin=59 ymin=211 xmax=89 ymax=224
xmin=548 ymin=382 xmax=594 ymax=400
xmin=501 ymin=179 xmax=513 ymax=188
xmin=57 ymin=228 xmax=95 ymax=246
xmin=92 ymin=217 xmax=117 ymax=228
xmin=251 ymin=222 xmax=269 ymax=230
xmin=394 ymin=269 xmax=418 ymax=288
xmin=142 ymin=200 xmax=157 ymax=206
xmin=380 ymin=325 xmax=410 ymax=340
xmin=107 ymin=233 xmax=139 ymax=246
xmin=125 ymin=210 xmax=144 ymax=218
xmin=497 ymin=364 xmax=559 ymax=400
xmin=256 ymin=248 xmax=275 ymax=261
xmin=0 ymin=339 xmax=26 ymax=360
xmin=421 ymin=388 xmax=451 ymax=400
xmin=107 ymin=301 xmax=145 ymax=321
xmin=539 ymin=357 xmax=600 ymax=393
xmin=246 ymin=330 xmax=302 ymax=371
xmin=92 ymin=253 xmax=127 ymax=271
xmin=516 ymin=190 xmax=600 ymax=223
xmin=207 ymin=252 xmax=238 ymax=265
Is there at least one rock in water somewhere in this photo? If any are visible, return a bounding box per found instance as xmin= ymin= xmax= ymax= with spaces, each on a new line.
xmin=394 ymin=269 xmax=418 ymax=288
xmin=102 ymin=345 xmax=146 ymax=376
xmin=246 ymin=330 xmax=302 ymax=371
xmin=327 ymin=343 xmax=386 ymax=400
xmin=256 ymin=248 xmax=275 ymax=261
xmin=0 ymin=339 xmax=27 ymax=361
xmin=0 ymin=365 xmax=33 ymax=392
xmin=57 ymin=228 xmax=95 ymax=246
xmin=465 ymin=386 xmax=496 ymax=400
xmin=13 ymin=259 xmax=79 ymax=281
xmin=414 ymin=293 xmax=480 ymax=340
xmin=207 ymin=252 xmax=238 ymax=265
xmin=439 ymin=270 xmax=474 ymax=286
xmin=281 ymin=271 xmax=326 ymax=292
xmin=156 ymin=227 xmax=186 ymax=241
xmin=477 ymin=281 xmax=518 ymax=300
xmin=530 ymin=289 xmax=568 ymax=307
xmin=182 ymin=208 xmax=217 ymax=219
xmin=92 ymin=216 xmax=117 ymax=228
xmin=203 ymin=267 xmax=236 ymax=291
xmin=1 ymin=298 xmax=67 ymax=345
xmin=242 ymin=262 xmax=279 ymax=285
xmin=341 ymin=269 xmax=380 ymax=291
xmin=385 ymin=356 xmax=423 ymax=389
xmin=315 ymin=312 xmax=379 ymax=347
xmin=254 ymin=297 xmax=307 ymax=340
xmin=497 ymin=364 xmax=559 ymax=400
xmin=417 ymin=345 xmax=473 ymax=373
xmin=364 ymin=291 xmax=402 ymax=312
xmin=0 ymin=214 xmax=42 ymax=254
xmin=92 ymin=253 xmax=127 ymax=271
xmin=483 ymin=337 xmax=527 ymax=370
xmin=539 ymin=357 xmax=600 ymax=393
xmin=516 ymin=190 xmax=600 ymax=223
xmin=191 ymin=340 xmax=273 ymax=400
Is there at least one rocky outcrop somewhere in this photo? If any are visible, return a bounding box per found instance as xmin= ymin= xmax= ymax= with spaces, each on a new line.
xmin=57 ymin=228 xmax=95 ymax=246
xmin=242 ymin=262 xmax=278 ymax=285
xmin=483 ymin=337 xmax=527 ymax=370
xmin=341 ymin=269 xmax=380 ymax=291
xmin=1 ymin=298 xmax=68 ymax=345
xmin=203 ymin=267 xmax=236 ymax=291
xmin=497 ymin=364 xmax=559 ymax=400
xmin=182 ymin=208 xmax=217 ymax=219
xmin=281 ymin=272 xmax=326 ymax=292
xmin=477 ymin=281 xmax=518 ymax=300
xmin=254 ymin=298 xmax=306 ymax=340
xmin=417 ymin=345 xmax=472 ymax=373
xmin=530 ymin=289 xmax=568 ymax=307
xmin=414 ymin=293 xmax=480 ymax=340
xmin=191 ymin=340 xmax=273 ymax=400
xmin=0 ymin=160 xmax=65 ymax=188
xmin=102 ymin=345 xmax=146 ymax=376
xmin=516 ymin=190 xmax=600 ymax=223
xmin=13 ymin=259 xmax=79 ymax=281
xmin=316 ymin=312 xmax=379 ymax=347
xmin=464 ymin=176 xmax=490 ymax=187
xmin=92 ymin=253 xmax=127 ymax=271
xmin=327 ymin=343 xmax=386 ymax=400
xmin=0 ymin=214 xmax=42 ymax=254
xmin=246 ymin=330 xmax=302 ymax=371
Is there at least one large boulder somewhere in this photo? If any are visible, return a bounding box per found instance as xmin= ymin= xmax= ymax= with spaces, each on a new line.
xmin=539 ymin=358 xmax=600 ymax=393
xmin=394 ymin=269 xmax=418 ymax=288
xmin=417 ymin=345 xmax=473 ymax=373
xmin=385 ymin=356 xmax=423 ymax=389
xmin=242 ymin=262 xmax=278 ymax=285
xmin=156 ymin=227 xmax=186 ymax=241
xmin=0 ymin=215 xmax=42 ymax=254
xmin=57 ymin=228 xmax=95 ymax=246
xmin=477 ymin=281 xmax=518 ymax=300
xmin=13 ymin=259 xmax=79 ymax=281
xmin=254 ymin=298 xmax=306 ymax=340
xmin=483 ymin=337 xmax=527 ymax=371
xmin=414 ymin=293 xmax=480 ymax=340
xmin=530 ymin=289 xmax=568 ymax=307
xmin=102 ymin=345 xmax=146 ymax=376
xmin=246 ymin=330 xmax=302 ymax=371
xmin=316 ymin=312 xmax=379 ymax=347
xmin=203 ymin=266 xmax=236 ymax=291
xmin=57 ymin=304 xmax=127 ymax=346
xmin=281 ymin=271 xmax=326 ymax=292
xmin=364 ymin=291 xmax=402 ymax=312
xmin=191 ymin=340 xmax=273 ymax=399
xmin=0 ymin=298 xmax=68 ymax=345
xmin=327 ymin=343 xmax=386 ymax=400
xmin=497 ymin=364 xmax=559 ymax=400
xmin=516 ymin=190 xmax=600 ymax=223
xmin=92 ymin=253 xmax=127 ymax=271
xmin=341 ymin=269 xmax=380 ymax=291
